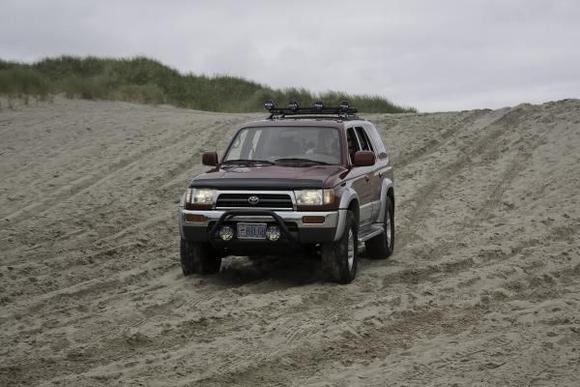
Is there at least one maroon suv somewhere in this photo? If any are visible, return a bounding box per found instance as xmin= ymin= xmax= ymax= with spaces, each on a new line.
xmin=178 ymin=101 xmax=395 ymax=283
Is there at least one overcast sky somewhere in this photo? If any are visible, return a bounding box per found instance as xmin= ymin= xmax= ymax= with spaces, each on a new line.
xmin=1 ymin=0 xmax=578 ymax=112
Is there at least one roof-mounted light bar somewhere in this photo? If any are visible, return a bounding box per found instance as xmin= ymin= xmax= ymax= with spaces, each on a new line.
xmin=264 ymin=100 xmax=359 ymax=120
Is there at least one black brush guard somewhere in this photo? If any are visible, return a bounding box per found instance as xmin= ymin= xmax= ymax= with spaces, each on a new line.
xmin=208 ymin=210 xmax=299 ymax=246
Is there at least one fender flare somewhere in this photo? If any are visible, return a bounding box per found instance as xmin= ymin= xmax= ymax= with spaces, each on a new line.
xmin=375 ymin=177 xmax=394 ymax=224
xmin=334 ymin=188 xmax=359 ymax=241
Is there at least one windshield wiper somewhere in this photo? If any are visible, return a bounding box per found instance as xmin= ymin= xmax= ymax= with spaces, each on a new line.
xmin=274 ymin=158 xmax=331 ymax=165
xmin=222 ymin=159 xmax=275 ymax=165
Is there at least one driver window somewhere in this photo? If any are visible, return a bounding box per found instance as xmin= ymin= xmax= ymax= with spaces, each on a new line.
xmin=346 ymin=128 xmax=361 ymax=164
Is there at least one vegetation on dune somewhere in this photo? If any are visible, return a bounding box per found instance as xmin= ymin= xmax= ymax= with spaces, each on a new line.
xmin=0 ymin=56 xmax=415 ymax=113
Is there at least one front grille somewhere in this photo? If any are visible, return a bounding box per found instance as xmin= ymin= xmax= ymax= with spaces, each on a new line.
xmin=216 ymin=193 xmax=293 ymax=209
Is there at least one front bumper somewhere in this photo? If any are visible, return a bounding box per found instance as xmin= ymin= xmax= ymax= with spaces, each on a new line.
xmin=178 ymin=208 xmax=346 ymax=245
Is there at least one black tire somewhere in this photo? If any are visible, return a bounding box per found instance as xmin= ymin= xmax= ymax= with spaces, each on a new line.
xmin=365 ymin=198 xmax=395 ymax=259
xmin=180 ymin=239 xmax=221 ymax=276
xmin=321 ymin=211 xmax=358 ymax=284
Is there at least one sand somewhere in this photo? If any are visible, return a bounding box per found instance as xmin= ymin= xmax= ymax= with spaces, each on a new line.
xmin=0 ymin=97 xmax=579 ymax=386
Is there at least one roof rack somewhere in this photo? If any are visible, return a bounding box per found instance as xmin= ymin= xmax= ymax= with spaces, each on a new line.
xmin=265 ymin=100 xmax=360 ymax=120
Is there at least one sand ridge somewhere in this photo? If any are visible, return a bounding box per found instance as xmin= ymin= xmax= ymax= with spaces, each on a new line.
xmin=0 ymin=97 xmax=579 ymax=386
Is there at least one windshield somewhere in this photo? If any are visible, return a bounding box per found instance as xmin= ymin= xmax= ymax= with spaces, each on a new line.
xmin=223 ymin=126 xmax=342 ymax=165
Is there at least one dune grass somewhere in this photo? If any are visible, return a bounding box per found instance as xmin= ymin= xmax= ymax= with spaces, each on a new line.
xmin=0 ymin=56 xmax=415 ymax=113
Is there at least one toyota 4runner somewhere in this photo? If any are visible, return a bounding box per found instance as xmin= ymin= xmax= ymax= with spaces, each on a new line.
xmin=177 ymin=101 xmax=395 ymax=284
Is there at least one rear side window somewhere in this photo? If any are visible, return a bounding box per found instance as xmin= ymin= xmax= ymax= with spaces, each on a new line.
xmin=346 ymin=127 xmax=361 ymax=164
xmin=364 ymin=124 xmax=388 ymax=159
xmin=354 ymin=127 xmax=374 ymax=152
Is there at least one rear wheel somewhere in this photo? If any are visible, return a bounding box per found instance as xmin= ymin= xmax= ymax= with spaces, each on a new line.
xmin=180 ymin=239 xmax=221 ymax=275
xmin=365 ymin=198 xmax=395 ymax=259
xmin=321 ymin=211 xmax=358 ymax=284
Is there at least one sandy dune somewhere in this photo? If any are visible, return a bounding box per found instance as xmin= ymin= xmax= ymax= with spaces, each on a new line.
xmin=0 ymin=97 xmax=579 ymax=386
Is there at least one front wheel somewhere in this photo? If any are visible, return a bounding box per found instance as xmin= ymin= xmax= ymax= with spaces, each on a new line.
xmin=180 ymin=239 xmax=221 ymax=276
xmin=321 ymin=211 xmax=358 ymax=284
xmin=365 ymin=198 xmax=395 ymax=259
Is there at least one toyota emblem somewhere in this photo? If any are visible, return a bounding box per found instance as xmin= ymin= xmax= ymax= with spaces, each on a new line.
xmin=248 ymin=195 xmax=260 ymax=205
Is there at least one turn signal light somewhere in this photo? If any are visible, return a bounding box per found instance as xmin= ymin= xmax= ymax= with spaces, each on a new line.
xmin=184 ymin=214 xmax=207 ymax=223
xmin=302 ymin=216 xmax=326 ymax=224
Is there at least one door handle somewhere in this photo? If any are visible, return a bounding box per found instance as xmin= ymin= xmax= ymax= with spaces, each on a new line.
xmin=365 ymin=175 xmax=370 ymax=182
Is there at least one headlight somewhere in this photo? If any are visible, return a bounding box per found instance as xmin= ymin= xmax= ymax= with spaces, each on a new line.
xmin=294 ymin=189 xmax=335 ymax=206
xmin=186 ymin=188 xmax=216 ymax=205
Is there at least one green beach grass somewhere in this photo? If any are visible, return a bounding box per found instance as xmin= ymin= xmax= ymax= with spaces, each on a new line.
xmin=0 ymin=56 xmax=415 ymax=113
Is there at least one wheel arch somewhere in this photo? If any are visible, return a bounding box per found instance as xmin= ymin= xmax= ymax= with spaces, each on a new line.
xmin=376 ymin=178 xmax=395 ymax=223
xmin=387 ymin=186 xmax=395 ymax=210
xmin=334 ymin=188 xmax=359 ymax=241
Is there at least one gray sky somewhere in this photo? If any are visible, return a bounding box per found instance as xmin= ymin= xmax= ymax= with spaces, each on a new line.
xmin=1 ymin=0 xmax=579 ymax=112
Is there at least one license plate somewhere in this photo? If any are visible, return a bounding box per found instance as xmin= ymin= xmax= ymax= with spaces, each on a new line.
xmin=237 ymin=222 xmax=267 ymax=240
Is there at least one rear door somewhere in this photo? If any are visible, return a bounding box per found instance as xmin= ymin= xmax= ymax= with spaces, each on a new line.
xmin=364 ymin=123 xmax=391 ymax=222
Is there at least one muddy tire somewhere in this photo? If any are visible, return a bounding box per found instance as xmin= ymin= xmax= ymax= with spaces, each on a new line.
xmin=321 ymin=211 xmax=358 ymax=284
xmin=365 ymin=199 xmax=395 ymax=259
xmin=180 ymin=239 xmax=221 ymax=275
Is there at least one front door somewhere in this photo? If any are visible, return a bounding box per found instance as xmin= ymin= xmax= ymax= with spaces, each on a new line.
xmin=347 ymin=127 xmax=374 ymax=226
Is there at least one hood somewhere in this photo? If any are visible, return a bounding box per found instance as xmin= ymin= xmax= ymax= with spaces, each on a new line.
xmin=190 ymin=165 xmax=346 ymax=190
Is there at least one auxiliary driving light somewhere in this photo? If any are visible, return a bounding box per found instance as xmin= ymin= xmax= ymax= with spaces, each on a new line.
xmin=339 ymin=100 xmax=350 ymax=111
xmin=288 ymin=101 xmax=299 ymax=111
xmin=266 ymin=225 xmax=281 ymax=241
xmin=219 ymin=225 xmax=234 ymax=241
xmin=264 ymin=100 xmax=276 ymax=111
xmin=313 ymin=101 xmax=324 ymax=111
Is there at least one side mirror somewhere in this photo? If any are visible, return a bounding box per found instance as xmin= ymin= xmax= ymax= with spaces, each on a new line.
xmin=353 ymin=151 xmax=376 ymax=167
xmin=202 ymin=151 xmax=218 ymax=166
